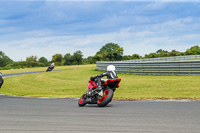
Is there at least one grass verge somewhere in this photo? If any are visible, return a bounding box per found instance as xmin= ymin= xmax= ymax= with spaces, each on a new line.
xmin=1 ymin=64 xmax=200 ymax=100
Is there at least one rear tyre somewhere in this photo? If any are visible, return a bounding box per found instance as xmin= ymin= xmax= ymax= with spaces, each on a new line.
xmin=46 ymin=68 xmax=50 ymax=72
xmin=97 ymin=89 xmax=113 ymax=107
xmin=78 ymin=94 xmax=87 ymax=107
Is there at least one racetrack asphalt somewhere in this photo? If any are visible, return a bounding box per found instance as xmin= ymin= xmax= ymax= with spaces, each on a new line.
xmin=0 ymin=95 xmax=200 ymax=133
xmin=0 ymin=70 xmax=200 ymax=132
xmin=2 ymin=69 xmax=72 ymax=78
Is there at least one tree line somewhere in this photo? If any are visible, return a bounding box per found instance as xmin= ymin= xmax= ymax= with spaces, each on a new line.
xmin=0 ymin=43 xmax=200 ymax=70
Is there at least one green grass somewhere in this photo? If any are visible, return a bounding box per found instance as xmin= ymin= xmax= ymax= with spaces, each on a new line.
xmin=189 ymin=58 xmax=200 ymax=60
xmin=117 ymin=74 xmax=200 ymax=100
xmin=1 ymin=64 xmax=200 ymax=100
xmin=0 ymin=65 xmax=81 ymax=74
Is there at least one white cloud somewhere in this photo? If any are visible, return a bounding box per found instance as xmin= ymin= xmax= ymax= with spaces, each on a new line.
xmin=142 ymin=2 xmax=166 ymax=10
xmin=1 ymin=1 xmax=200 ymax=61
xmin=2 ymin=23 xmax=200 ymax=61
xmin=44 ymin=0 xmax=200 ymax=1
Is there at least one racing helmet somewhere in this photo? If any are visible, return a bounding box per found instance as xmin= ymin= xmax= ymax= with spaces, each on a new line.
xmin=107 ymin=65 xmax=115 ymax=71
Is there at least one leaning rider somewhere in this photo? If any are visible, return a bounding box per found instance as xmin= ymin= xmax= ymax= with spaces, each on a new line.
xmin=90 ymin=65 xmax=118 ymax=93
xmin=0 ymin=72 xmax=4 ymax=88
xmin=50 ymin=62 xmax=55 ymax=69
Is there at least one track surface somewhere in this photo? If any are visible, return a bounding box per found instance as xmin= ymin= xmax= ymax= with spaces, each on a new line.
xmin=0 ymin=95 xmax=200 ymax=133
xmin=2 ymin=69 xmax=72 ymax=78
xmin=1 ymin=71 xmax=200 ymax=132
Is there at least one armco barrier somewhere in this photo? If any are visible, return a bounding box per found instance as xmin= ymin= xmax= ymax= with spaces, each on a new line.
xmin=96 ymin=60 xmax=200 ymax=75
xmin=121 ymin=55 xmax=200 ymax=62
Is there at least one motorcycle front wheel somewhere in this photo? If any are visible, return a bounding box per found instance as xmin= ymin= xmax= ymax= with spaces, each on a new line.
xmin=78 ymin=94 xmax=87 ymax=107
xmin=97 ymin=89 xmax=113 ymax=107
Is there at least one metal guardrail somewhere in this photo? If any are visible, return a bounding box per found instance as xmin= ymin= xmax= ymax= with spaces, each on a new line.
xmin=96 ymin=55 xmax=200 ymax=75
xmin=119 ymin=55 xmax=200 ymax=62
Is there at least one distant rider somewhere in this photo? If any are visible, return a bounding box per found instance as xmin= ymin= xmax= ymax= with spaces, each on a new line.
xmin=50 ymin=62 xmax=55 ymax=69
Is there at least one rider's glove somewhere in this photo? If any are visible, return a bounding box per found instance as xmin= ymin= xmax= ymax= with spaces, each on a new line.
xmin=90 ymin=76 xmax=95 ymax=81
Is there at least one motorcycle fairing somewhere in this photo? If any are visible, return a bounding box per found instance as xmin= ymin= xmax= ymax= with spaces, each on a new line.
xmin=102 ymin=78 xmax=121 ymax=88
xmin=87 ymin=79 xmax=97 ymax=91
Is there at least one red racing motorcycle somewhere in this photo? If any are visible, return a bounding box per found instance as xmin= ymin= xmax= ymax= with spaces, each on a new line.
xmin=78 ymin=77 xmax=121 ymax=107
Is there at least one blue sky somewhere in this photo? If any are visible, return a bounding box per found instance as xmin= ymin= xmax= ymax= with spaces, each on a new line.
xmin=0 ymin=0 xmax=200 ymax=61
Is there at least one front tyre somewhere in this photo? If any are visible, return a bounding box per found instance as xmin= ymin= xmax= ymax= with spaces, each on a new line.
xmin=97 ymin=89 xmax=113 ymax=107
xmin=78 ymin=94 xmax=87 ymax=107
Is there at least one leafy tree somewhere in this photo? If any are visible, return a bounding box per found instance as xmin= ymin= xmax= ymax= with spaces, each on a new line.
xmin=180 ymin=52 xmax=185 ymax=56
xmin=26 ymin=56 xmax=38 ymax=67
xmin=62 ymin=51 xmax=83 ymax=65
xmin=0 ymin=51 xmax=13 ymax=67
xmin=62 ymin=53 xmax=72 ymax=65
xmin=83 ymin=56 xmax=96 ymax=64
xmin=26 ymin=56 xmax=37 ymax=62
xmin=185 ymin=45 xmax=200 ymax=55
xmin=95 ymin=43 xmax=124 ymax=61
xmin=123 ymin=54 xmax=141 ymax=60
xmin=145 ymin=53 xmax=158 ymax=58
xmin=72 ymin=50 xmax=83 ymax=65
xmin=6 ymin=61 xmax=27 ymax=69
xmin=123 ymin=55 xmax=132 ymax=60
xmin=156 ymin=49 xmax=170 ymax=57
xmin=94 ymin=52 xmax=107 ymax=61
xmin=132 ymin=54 xmax=141 ymax=59
xmin=169 ymin=50 xmax=181 ymax=56
xmin=39 ymin=57 xmax=49 ymax=66
xmin=52 ymin=54 xmax=63 ymax=66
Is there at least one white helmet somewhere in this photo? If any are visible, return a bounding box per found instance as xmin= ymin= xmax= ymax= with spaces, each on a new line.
xmin=107 ymin=65 xmax=115 ymax=71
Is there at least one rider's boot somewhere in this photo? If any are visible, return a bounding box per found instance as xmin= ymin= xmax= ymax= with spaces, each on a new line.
xmin=98 ymin=89 xmax=103 ymax=97
xmin=96 ymin=85 xmax=103 ymax=97
xmin=86 ymin=90 xmax=93 ymax=97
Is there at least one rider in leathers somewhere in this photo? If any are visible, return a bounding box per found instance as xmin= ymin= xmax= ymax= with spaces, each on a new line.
xmin=90 ymin=65 xmax=118 ymax=95
xmin=0 ymin=72 xmax=3 ymax=88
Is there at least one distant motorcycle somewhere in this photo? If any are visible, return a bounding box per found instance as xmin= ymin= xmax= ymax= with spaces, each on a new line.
xmin=78 ymin=77 xmax=121 ymax=107
xmin=46 ymin=66 xmax=54 ymax=72
xmin=0 ymin=72 xmax=4 ymax=88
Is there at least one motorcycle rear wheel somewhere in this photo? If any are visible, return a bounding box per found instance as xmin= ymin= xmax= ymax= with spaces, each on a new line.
xmin=78 ymin=94 xmax=87 ymax=107
xmin=97 ymin=89 xmax=113 ymax=107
